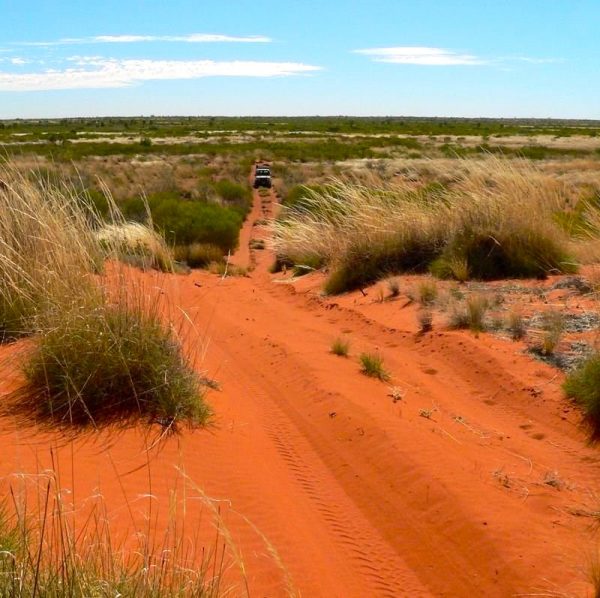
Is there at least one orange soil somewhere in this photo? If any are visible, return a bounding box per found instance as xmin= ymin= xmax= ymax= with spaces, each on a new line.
xmin=1 ymin=175 xmax=600 ymax=596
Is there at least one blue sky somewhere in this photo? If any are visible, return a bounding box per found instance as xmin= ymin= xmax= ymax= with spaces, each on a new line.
xmin=0 ymin=0 xmax=598 ymax=119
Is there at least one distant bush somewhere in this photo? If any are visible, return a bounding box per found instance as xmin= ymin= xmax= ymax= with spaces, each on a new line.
xmin=121 ymin=192 xmax=244 ymax=252
xmin=214 ymin=179 xmax=251 ymax=215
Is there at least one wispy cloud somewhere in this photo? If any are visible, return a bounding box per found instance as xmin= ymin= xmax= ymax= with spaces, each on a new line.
xmin=16 ymin=33 xmax=272 ymax=47
xmin=0 ymin=57 xmax=321 ymax=91
xmin=354 ymin=46 xmax=485 ymax=66
xmin=354 ymin=46 xmax=563 ymax=68
xmin=507 ymin=56 xmax=564 ymax=65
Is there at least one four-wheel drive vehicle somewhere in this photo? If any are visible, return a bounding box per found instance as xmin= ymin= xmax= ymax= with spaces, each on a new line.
xmin=254 ymin=164 xmax=272 ymax=189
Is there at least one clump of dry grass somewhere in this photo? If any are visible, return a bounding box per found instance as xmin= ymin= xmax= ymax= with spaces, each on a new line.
xmin=0 ymin=468 xmax=244 ymax=597
xmin=0 ymin=163 xmax=210 ymax=431
xmin=0 ymin=164 xmax=103 ymax=339
xmin=387 ymin=277 xmax=400 ymax=297
xmin=417 ymin=309 xmax=433 ymax=333
xmin=448 ymin=294 xmax=489 ymax=332
xmin=506 ymin=309 xmax=527 ymax=340
xmin=359 ymin=352 xmax=390 ymax=381
xmin=271 ymin=157 xmax=577 ymax=294
xmin=539 ymin=310 xmax=565 ymax=355
xmin=417 ymin=279 xmax=438 ymax=306
xmin=96 ymin=222 xmax=174 ymax=272
xmin=331 ymin=337 xmax=350 ymax=357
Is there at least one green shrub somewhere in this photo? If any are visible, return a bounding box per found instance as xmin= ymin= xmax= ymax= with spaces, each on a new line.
xmin=120 ymin=192 xmax=245 ymax=252
xmin=214 ymin=179 xmax=251 ymax=216
xmin=564 ymin=353 xmax=600 ymax=441
xmin=152 ymin=197 xmax=242 ymax=251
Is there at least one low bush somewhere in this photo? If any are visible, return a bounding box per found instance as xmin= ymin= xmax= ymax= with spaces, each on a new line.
xmin=432 ymin=226 xmax=575 ymax=280
xmin=448 ymin=294 xmax=489 ymax=332
xmin=121 ymin=191 xmax=246 ymax=252
xmin=564 ymin=353 xmax=600 ymax=441
xmin=0 ymin=163 xmax=211 ymax=432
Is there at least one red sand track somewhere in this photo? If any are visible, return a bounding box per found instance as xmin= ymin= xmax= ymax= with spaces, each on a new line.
xmin=2 ymin=175 xmax=600 ymax=596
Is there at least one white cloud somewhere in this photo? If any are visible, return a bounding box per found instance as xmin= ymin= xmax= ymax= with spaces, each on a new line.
xmin=354 ymin=46 xmax=486 ymax=66
xmin=17 ymin=33 xmax=272 ymax=47
xmin=10 ymin=57 xmax=31 ymax=65
xmin=0 ymin=58 xmax=321 ymax=91
xmin=509 ymin=56 xmax=564 ymax=65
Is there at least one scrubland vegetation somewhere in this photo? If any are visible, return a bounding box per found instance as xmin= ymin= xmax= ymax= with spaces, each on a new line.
xmin=3 ymin=115 xmax=600 ymax=594
xmin=272 ymin=157 xmax=580 ymax=293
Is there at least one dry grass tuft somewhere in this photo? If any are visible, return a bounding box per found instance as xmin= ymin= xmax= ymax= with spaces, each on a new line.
xmin=331 ymin=337 xmax=350 ymax=357
xmin=359 ymin=352 xmax=390 ymax=381
xmin=96 ymin=222 xmax=174 ymax=272
xmin=0 ymin=163 xmax=210 ymax=432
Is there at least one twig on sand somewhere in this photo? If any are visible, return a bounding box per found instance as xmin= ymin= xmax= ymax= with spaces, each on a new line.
xmin=221 ymin=251 xmax=231 ymax=280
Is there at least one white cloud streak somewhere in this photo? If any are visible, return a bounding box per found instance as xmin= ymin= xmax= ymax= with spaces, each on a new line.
xmin=16 ymin=33 xmax=272 ymax=47
xmin=354 ymin=46 xmax=485 ymax=66
xmin=0 ymin=58 xmax=321 ymax=91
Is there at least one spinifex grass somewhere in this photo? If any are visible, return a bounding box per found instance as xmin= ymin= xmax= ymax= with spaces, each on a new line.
xmin=0 ymin=163 xmax=210 ymax=431
xmin=359 ymin=353 xmax=390 ymax=381
xmin=330 ymin=337 xmax=350 ymax=357
xmin=271 ymin=157 xmax=577 ymax=294
xmin=18 ymin=287 xmax=210 ymax=430
xmin=564 ymin=353 xmax=600 ymax=442
xmin=0 ymin=467 xmax=243 ymax=597
xmin=0 ymin=164 xmax=102 ymax=339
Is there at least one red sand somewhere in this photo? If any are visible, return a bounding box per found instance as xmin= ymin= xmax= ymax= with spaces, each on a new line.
xmin=1 ymin=178 xmax=600 ymax=596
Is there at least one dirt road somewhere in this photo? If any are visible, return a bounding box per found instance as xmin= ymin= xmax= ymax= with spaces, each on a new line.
xmin=2 ymin=179 xmax=600 ymax=596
